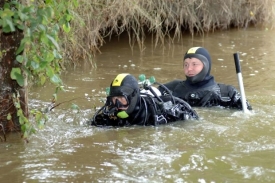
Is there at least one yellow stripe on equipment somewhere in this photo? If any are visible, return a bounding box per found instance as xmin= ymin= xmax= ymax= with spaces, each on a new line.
xmin=187 ymin=47 xmax=201 ymax=54
xmin=112 ymin=73 xmax=129 ymax=86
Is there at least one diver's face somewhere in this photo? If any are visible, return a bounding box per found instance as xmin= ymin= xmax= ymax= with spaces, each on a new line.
xmin=183 ymin=58 xmax=204 ymax=77
xmin=110 ymin=96 xmax=129 ymax=110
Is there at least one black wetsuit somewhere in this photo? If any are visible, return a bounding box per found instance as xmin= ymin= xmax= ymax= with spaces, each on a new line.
xmin=158 ymin=76 xmax=252 ymax=110
xmin=91 ymin=94 xmax=199 ymax=127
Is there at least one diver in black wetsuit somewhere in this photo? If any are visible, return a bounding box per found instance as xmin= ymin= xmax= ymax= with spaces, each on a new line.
xmin=90 ymin=73 xmax=199 ymax=127
xmin=158 ymin=47 xmax=252 ymax=110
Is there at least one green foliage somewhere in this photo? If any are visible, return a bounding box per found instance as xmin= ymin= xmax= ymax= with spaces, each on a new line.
xmin=10 ymin=67 xmax=24 ymax=86
xmin=0 ymin=0 xmax=78 ymax=139
xmin=0 ymin=0 xmax=79 ymax=86
xmin=71 ymin=103 xmax=80 ymax=112
xmin=12 ymin=92 xmax=37 ymax=139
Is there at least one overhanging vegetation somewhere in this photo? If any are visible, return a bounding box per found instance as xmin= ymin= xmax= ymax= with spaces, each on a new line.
xmin=64 ymin=0 xmax=275 ymax=62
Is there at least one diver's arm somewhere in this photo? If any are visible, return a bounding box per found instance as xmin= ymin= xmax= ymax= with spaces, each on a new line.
xmin=157 ymin=79 xmax=182 ymax=95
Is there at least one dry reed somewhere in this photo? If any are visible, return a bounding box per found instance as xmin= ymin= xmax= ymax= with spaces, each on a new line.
xmin=62 ymin=0 xmax=275 ymax=64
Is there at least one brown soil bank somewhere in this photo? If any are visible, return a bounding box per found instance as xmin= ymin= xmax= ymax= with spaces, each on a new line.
xmin=65 ymin=0 xmax=275 ymax=61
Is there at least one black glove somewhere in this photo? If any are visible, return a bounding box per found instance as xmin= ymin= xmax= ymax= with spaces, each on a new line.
xmin=232 ymin=94 xmax=252 ymax=110
xmin=236 ymin=98 xmax=252 ymax=110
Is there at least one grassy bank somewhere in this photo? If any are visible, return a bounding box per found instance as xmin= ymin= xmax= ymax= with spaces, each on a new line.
xmin=64 ymin=0 xmax=275 ymax=64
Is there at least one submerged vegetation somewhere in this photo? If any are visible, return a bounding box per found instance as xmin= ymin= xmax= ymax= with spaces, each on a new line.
xmin=64 ymin=0 xmax=275 ymax=63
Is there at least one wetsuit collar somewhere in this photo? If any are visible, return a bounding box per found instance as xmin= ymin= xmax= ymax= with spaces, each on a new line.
xmin=184 ymin=75 xmax=216 ymax=89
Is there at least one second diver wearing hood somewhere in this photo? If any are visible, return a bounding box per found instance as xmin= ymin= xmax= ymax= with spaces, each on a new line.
xmin=158 ymin=47 xmax=252 ymax=110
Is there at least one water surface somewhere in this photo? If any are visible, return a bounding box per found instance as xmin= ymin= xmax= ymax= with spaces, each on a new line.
xmin=1 ymin=27 xmax=275 ymax=182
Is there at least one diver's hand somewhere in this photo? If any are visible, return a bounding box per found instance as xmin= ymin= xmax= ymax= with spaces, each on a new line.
xmin=232 ymin=94 xmax=252 ymax=110
xmin=235 ymin=98 xmax=252 ymax=110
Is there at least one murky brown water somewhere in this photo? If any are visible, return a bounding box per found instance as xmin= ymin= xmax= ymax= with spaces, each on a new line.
xmin=1 ymin=27 xmax=275 ymax=182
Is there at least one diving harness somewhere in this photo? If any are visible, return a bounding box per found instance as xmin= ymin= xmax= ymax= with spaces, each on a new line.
xmin=92 ymin=75 xmax=199 ymax=126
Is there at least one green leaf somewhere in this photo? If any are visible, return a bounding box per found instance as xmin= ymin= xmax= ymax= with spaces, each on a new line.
xmin=46 ymin=67 xmax=54 ymax=77
xmin=2 ymin=8 xmax=14 ymax=17
xmin=31 ymin=61 xmax=40 ymax=70
xmin=38 ymin=24 xmax=46 ymax=32
xmin=50 ymin=74 xmax=61 ymax=84
xmin=39 ymin=61 xmax=48 ymax=69
xmin=23 ymin=131 xmax=29 ymax=139
xmin=40 ymin=32 xmax=48 ymax=44
xmin=35 ymin=112 xmax=42 ymax=121
xmin=21 ymin=124 xmax=26 ymax=132
xmin=52 ymin=24 xmax=60 ymax=33
xmin=10 ymin=68 xmax=24 ymax=87
xmin=71 ymin=103 xmax=80 ymax=111
xmin=45 ymin=6 xmax=54 ymax=18
xmin=16 ymin=55 xmax=24 ymax=63
xmin=46 ymin=34 xmax=60 ymax=51
xmin=7 ymin=113 xmax=12 ymax=120
xmin=53 ymin=49 xmax=62 ymax=59
xmin=6 ymin=18 xmax=15 ymax=32
xmin=16 ymin=74 xmax=24 ymax=87
xmin=65 ymin=13 xmax=72 ymax=21
xmin=55 ymin=85 xmax=65 ymax=93
xmin=16 ymin=24 xmax=24 ymax=30
xmin=73 ymin=0 xmax=79 ymax=7
xmin=40 ymin=75 xmax=46 ymax=85
xmin=52 ymin=93 xmax=57 ymax=102
xmin=62 ymin=22 xmax=70 ymax=33
xmin=16 ymin=43 xmax=24 ymax=54
xmin=31 ymin=127 xmax=36 ymax=134
xmin=16 ymin=36 xmax=31 ymax=54
xmin=2 ymin=25 xmax=12 ymax=33
xmin=45 ymin=0 xmax=53 ymax=4
xmin=18 ymin=10 xmax=29 ymax=21
xmin=22 ymin=6 xmax=34 ymax=14
xmin=14 ymin=99 xmax=21 ymax=109
xmin=3 ymin=3 xmax=11 ymax=9
xmin=10 ymin=68 xmax=21 ymax=79
xmin=38 ymin=120 xmax=45 ymax=130
xmin=44 ymin=52 xmax=55 ymax=62
xmin=41 ymin=14 xmax=49 ymax=25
